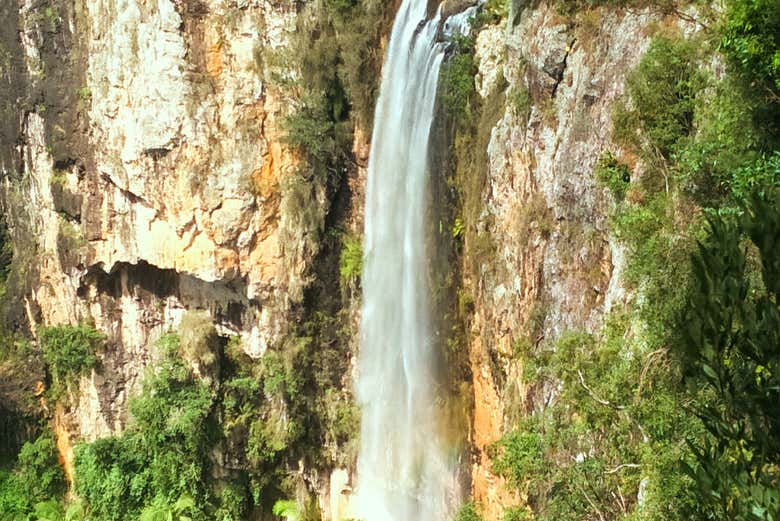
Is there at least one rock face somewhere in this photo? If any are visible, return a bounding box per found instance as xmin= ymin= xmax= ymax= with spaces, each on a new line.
xmin=1 ymin=0 xmax=309 ymax=435
xmin=463 ymin=6 xmax=698 ymax=520
xmin=0 ymin=0 xmax=697 ymax=519
xmin=0 ymin=0 xmax=344 ymax=489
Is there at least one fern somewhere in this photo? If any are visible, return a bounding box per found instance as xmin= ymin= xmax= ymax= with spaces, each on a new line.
xmin=272 ymin=499 xmax=300 ymax=521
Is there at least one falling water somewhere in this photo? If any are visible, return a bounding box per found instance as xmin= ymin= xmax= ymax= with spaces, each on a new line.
xmin=356 ymin=2 xmax=476 ymax=521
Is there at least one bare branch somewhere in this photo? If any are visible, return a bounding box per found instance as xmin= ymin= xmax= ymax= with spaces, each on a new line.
xmin=577 ymin=370 xmax=625 ymax=409
xmin=576 ymin=483 xmax=606 ymax=521
xmin=605 ymin=463 xmax=641 ymax=475
xmin=636 ymin=347 xmax=669 ymax=401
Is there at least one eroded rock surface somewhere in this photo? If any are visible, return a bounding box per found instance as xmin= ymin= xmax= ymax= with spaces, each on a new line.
xmin=464 ymin=6 xmax=698 ymax=519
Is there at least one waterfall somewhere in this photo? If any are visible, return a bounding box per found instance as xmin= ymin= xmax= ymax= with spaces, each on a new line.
xmin=356 ymin=2 xmax=476 ymax=521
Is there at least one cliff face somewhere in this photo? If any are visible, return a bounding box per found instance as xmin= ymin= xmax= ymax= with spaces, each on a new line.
xmin=2 ymin=0 xmax=308 ymax=434
xmin=0 ymin=0 xmax=703 ymax=519
xmin=462 ymin=5 xmax=703 ymax=520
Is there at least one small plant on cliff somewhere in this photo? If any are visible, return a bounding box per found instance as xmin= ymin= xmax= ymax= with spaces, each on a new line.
xmin=39 ymin=324 xmax=103 ymax=399
xmin=509 ymin=85 xmax=532 ymax=123
xmin=455 ymin=502 xmax=484 ymax=521
xmin=440 ymin=35 xmax=478 ymax=126
xmin=272 ymin=499 xmax=300 ymax=521
xmin=594 ymin=151 xmax=631 ymax=201
xmin=339 ymin=234 xmax=363 ymax=282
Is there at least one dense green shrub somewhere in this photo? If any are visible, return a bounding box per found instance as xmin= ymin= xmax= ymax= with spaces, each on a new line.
xmin=614 ymin=36 xmax=705 ymax=168
xmin=495 ymin=315 xmax=706 ymax=521
xmin=138 ymin=496 xmax=197 ymax=521
xmin=502 ymin=506 xmax=532 ymax=521
xmin=729 ymin=151 xmax=780 ymax=201
xmin=0 ymin=433 xmax=66 ymax=519
xmin=73 ymin=334 xmax=215 ymax=521
xmin=39 ymin=324 xmax=103 ymax=399
xmin=673 ymin=76 xmax=765 ymax=202
xmin=272 ymin=499 xmax=299 ymax=520
xmin=680 ymin=190 xmax=780 ymax=520
xmin=283 ymin=96 xmax=352 ymax=183
xmin=492 ymin=429 xmax=545 ymax=493
xmin=720 ymin=0 xmax=780 ymax=93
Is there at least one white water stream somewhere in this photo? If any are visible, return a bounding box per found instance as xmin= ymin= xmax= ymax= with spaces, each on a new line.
xmin=355 ymin=2 xmax=476 ymax=521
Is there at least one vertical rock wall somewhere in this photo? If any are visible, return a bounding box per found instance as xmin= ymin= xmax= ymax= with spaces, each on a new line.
xmin=463 ymin=5 xmax=698 ymax=519
xmin=0 ymin=0 xmax=329 ymax=453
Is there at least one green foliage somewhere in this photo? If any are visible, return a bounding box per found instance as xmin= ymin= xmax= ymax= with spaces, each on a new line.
xmin=213 ymin=484 xmax=247 ymax=521
xmin=594 ymin=151 xmax=631 ymax=201
xmin=451 ymin=217 xmax=465 ymax=240
xmin=338 ymin=234 xmax=363 ymax=282
xmin=283 ymin=95 xmax=352 ymax=183
xmin=76 ymin=87 xmax=91 ymax=101
xmin=440 ymin=36 xmax=478 ymax=126
xmin=673 ymin=75 xmax=766 ymax=202
xmin=473 ymin=0 xmax=508 ymax=28
xmin=139 ymin=495 xmax=196 ymax=521
xmin=492 ymin=429 xmax=545 ymax=492
xmin=455 ymin=502 xmax=484 ymax=521
xmin=720 ymin=0 xmax=780 ymax=93
xmin=272 ymin=499 xmax=299 ymax=521
xmin=260 ymin=350 xmax=298 ymax=400
xmin=63 ymin=501 xmax=87 ymax=521
xmin=288 ymin=310 xmax=358 ymax=467
xmin=503 ymin=506 xmax=532 ymax=521
xmin=450 ymin=72 xmax=507 ymax=283
xmin=0 ymin=433 xmax=66 ymax=519
xmin=729 ymin=152 xmax=780 ymax=202
xmin=509 ymin=86 xmax=532 ymax=123
xmin=276 ymin=0 xmax=392 ymax=193
xmin=614 ymin=35 xmax=705 ymax=168
xmin=680 ymin=190 xmax=780 ymax=520
xmin=39 ymin=324 xmax=103 ymax=400
xmin=178 ymin=311 xmax=219 ymax=375
xmin=0 ymin=219 xmax=12 ymax=298
xmin=274 ymin=0 xmax=391 ymax=246
xmin=495 ymin=314 xmax=706 ymax=521
xmin=73 ymin=334 xmax=215 ymax=521
xmin=325 ymin=0 xmax=392 ymax=129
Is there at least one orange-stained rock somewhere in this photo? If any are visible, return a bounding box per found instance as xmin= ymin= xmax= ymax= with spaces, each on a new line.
xmin=255 ymin=141 xmax=286 ymax=202
xmin=206 ymin=41 xmax=223 ymax=78
xmin=54 ymin=408 xmax=74 ymax=485
xmin=470 ymin=325 xmax=520 ymax=521
xmin=249 ymin=232 xmax=282 ymax=282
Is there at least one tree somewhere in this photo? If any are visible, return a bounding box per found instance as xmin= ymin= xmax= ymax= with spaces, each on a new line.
xmin=681 ymin=189 xmax=780 ymax=520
